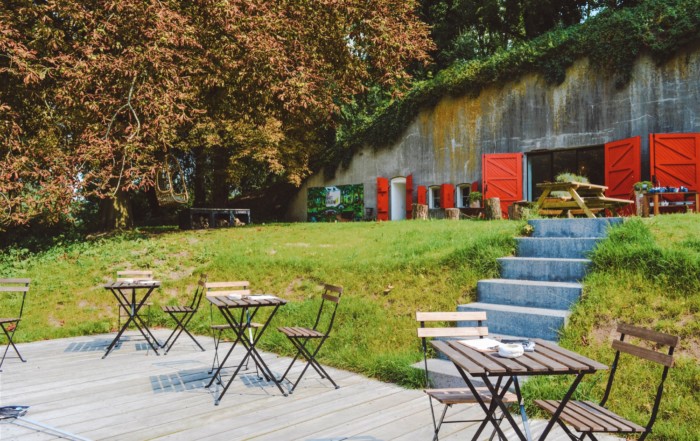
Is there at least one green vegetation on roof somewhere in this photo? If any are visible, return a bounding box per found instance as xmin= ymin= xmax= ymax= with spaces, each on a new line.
xmin=333 ymin=0 xmax=700 ymax=167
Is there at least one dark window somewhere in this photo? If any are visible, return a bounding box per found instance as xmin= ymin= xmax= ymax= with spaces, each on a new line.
xmin=528 ymin=146 xmax=604 ymax=200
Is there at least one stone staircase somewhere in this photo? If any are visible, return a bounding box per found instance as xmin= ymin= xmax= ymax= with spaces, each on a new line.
xmin=417 ymin=217 xmax=622 ymax=386
xmin=458 ymin=217 xmax=622 ymax=340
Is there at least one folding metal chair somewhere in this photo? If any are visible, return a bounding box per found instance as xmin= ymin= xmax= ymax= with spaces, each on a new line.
xmin=277 ymin=283 xmax=342 ymax=394
xmin=535 ymin=323 xmax=679 ymax=441
xmin=205 ymin=281 xmax=262 ymax=381
xmin=161 ymin=274 xmax=207 ymax=354
xmin=417 ymin=311 xmax=517 ymax=441
xmin=116 ymin=270 xmax=153 ymax=328
xmin=0 ymin=278 xmax=30 ymax=370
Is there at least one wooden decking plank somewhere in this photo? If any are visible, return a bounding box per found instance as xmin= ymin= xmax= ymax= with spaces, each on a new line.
xmin=0 ymin=332 xmax=624 ymax=441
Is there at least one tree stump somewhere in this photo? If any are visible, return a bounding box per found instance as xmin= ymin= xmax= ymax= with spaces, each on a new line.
xmin=413 ymin=203 xmax=428 ymax=220
xmin=484 ymin=197 xmax=502 ymax=220
xmin=445 ymin=208 xmax=460 ymax=220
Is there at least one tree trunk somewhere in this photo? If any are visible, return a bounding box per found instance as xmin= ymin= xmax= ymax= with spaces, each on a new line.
xmin=484 ymin=197 xmax=502 ymax=220
xmin=412 ymin=203 xmax=428 ymax=220
xmin=192 ymin=147 xmax=208 ymax=207
xmin=211 ymin=147 xmax=230 ymax=207
xmin=98 ymin=189 xmax=134 ymax=230
xmin=445 ymin=208 xmax=460 ymax=220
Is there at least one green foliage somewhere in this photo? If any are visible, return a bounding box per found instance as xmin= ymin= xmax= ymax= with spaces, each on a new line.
xmin=591 ymin=218 xmax=700 ymax=292
xmin=522 ymin=215 xmax=700 ymax=440
xmin=333 ymin=0 xmax=700 ymax=167
xmin=2 ymin=216 xmax=699 ymax=439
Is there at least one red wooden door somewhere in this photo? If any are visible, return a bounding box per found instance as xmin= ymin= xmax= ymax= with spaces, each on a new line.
xmin=482 ymin=153 xmax=523 ymax=218
xmin=376 ymin=177 xmax=389 ymax=221
xmin=650 ymin=133 xmax=700 ymax=190
xmin=405 ymin=174 xmax=413 ymax=219
xmin=417 ymin=185 xmax=427 ymax=205
xmin=605 ymin=136 xmax=640 ymax=216
xmin=441 ymin=183 xmax=454 ymax=208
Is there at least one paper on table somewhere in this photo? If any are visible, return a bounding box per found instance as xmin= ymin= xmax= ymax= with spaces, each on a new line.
xmin=248 ymin=294 xmax=277 ymax=300
xmin=459 ymin=338 xmax=502 ymax=353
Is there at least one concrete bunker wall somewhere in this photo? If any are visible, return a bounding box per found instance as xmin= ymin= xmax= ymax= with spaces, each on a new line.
xmin=286 ymin=47 xmax=700 ymax=221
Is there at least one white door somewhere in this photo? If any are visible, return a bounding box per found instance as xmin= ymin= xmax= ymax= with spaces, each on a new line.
xmin=390 ymin=177 xmax=406 ymax=220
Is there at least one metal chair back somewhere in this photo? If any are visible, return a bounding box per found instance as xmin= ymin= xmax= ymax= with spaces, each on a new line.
xmin=601 ymin=323 xmax=679 ymax=439
xmin=0 ymin=278 xmax=31 ymax=368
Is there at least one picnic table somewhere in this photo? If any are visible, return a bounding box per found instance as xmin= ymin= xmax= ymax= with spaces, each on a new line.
xmin=535 ymin=181 xmax=632 ymax=218
xmin=103 ymin=280 xmax=162 ymax=358
xmin=432 ymin=338 xmax=607 ymax=441
xmin=206 ymin=294 xmax=287 ymax=404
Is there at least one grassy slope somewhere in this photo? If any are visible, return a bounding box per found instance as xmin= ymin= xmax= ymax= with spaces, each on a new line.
xmin=1 ymin=216 xmax=697 ymax=439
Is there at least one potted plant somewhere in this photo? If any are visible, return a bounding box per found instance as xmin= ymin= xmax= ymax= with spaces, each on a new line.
xmin=469 ymin=191 xmax=482 ymax=208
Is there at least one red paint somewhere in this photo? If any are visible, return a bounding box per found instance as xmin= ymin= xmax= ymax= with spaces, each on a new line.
xmin=650 ymin=133 xmax=700 ymax=191
xmin=406 ymin=174 xmax=413 ymax=219
xmin=605 ymin=136 xmax=640 ymax=216
xmin=441 ymin=183 xmax=454 ymax=208
xmin=482 ymin=153 xmax=523 ymax=218
xmin=376 ymin=177 xmax=389 ymax=221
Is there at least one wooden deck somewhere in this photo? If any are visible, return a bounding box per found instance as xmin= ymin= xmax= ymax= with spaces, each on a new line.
xmin=0 ymin=330 xmax=622 ymax=440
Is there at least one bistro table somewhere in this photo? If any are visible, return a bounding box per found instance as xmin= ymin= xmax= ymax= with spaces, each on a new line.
xmin=103 ymin=280 xmax=162 ymax=358
xmin=641 ymin=190 xmax=698 ymax=216
xmin=535 ymin=181 xmax=632 ymax=218
xmin=431 ymin=338 xmax=607 ymax=441
xmin=206 ymin=294 xmax=287 ymax=404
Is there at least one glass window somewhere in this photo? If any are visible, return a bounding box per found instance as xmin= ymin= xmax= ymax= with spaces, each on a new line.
xmin=529 ymin=154 xmax=552 ymax=199
xmin=577 ymin=148 xmax=604 ymax=185
xmin=429 ymin=186 xmax=441 ymax=209
xmin=456 ymin=184 xmax=471 ymax=207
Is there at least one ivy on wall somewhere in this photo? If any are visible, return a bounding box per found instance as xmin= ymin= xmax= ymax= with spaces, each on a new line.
xmin=330 ymin=0 xmax=700 ymax=172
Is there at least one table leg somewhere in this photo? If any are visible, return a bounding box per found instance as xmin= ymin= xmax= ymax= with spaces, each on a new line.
xmin=454 ymin=366 xmax=526 ymax=441
xmin=653 ymin=193 xmax=660 ymax=216
xmin=103 ymin=289 xmax=134 ymax=358
xmin=208 ymin=304 xmax=287 ymax=404
xmin=536 ymin=373 xmax=585 ymax=441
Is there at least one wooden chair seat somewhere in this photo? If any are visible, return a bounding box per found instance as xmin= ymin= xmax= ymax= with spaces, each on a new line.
xmin=161 ymin=275 xmax=207 ymax=354
xmin=535 ymin=399 xmax=645 ymax=433
xmin=210 ymin=322 xmax=262 ymax=331
xmin=277 ymin=284 xmax=343 ymax=393
xmin=162 ymin=305 xmax=194 ymax=314
xmin=278 ymin=326 xmax=325 ymax=339
xmin=534 ymin=323 xmax=678 ymax=441
xmin=427 ymin=387 xmax=517 ymax=405
xmin=0 ymin=317 xmax=20 ymax=324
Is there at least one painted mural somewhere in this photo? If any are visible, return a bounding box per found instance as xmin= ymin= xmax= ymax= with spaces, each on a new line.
xmin=307 ymin=184 xmax=364 ymax=222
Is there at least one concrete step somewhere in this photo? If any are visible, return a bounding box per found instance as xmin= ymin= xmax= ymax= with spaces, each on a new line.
xmin=499 ymin=257 xmax=591 ymax=282
xmin=516 ymin=237 xmax=600 ymax=259
xmin=528 ymin=218 xmax=623 ymax=238
xmin=478 ymin=278 xmax=582 ymax=310
xmin=458 ymin=302 xmax=570 ymax=341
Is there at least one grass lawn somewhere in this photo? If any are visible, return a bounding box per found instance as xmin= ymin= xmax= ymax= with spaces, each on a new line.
xmin=1 ymin=215 xmax=698 ymax=440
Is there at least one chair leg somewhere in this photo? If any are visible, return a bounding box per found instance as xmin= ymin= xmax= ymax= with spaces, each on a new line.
xmin=0 ymin=323 xmax=26 ymax=369
xmin=163 ymin=312 xmax=204 ymax=354
xmin=286 ymin=336 xmax=337 ymax=393
xmin=432 ymin=404 xmax=450 ymax=441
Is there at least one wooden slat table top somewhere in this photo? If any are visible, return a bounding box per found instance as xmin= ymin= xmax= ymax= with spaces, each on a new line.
xmin=104 ymin=280 xmax=161 ymax=289
xmin=536 ymin=181 xmax=608 ymax=192
xmin=432 ymin=339 xmax=607 ymax=376
xmin=206 ymin=295 xmax=287 ymax=308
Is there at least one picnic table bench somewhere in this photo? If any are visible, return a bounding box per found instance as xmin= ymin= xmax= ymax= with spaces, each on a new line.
xmin=535 ymin=181 xmax=633 ymax=218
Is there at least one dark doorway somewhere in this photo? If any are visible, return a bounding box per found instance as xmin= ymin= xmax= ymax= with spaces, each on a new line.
xmin=527 ymin=146 xmax=604 ymax=200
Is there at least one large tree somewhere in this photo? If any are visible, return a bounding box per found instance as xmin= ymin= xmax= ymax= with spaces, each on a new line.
xmin=0 ymin=0 xmax=432 ymax=230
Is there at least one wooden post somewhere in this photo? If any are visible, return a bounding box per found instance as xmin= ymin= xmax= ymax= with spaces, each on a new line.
xmin=445 ymin=208 xmax=460 ymax=220
xmin=412 ymin=203 xmax=428 ymax=220
xmin=484 ymin=198 xmax=502 ymax=220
